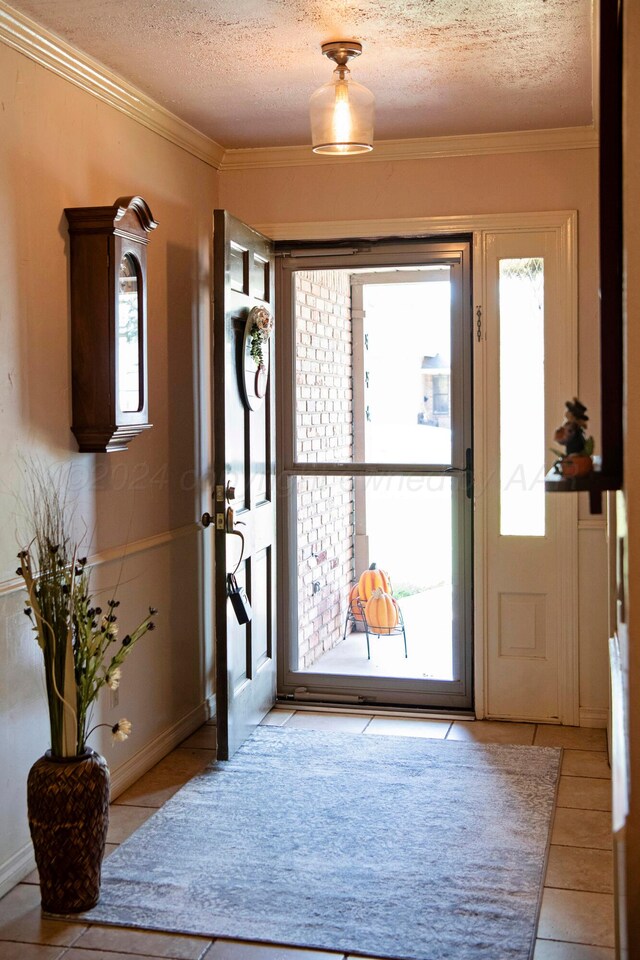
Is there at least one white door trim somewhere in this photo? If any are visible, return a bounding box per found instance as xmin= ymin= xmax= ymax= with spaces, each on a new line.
xmin=479 ymin=221 xmax=579 ymax=724
xmin=254 ymin=212 xmax=578 ymax=242
xmin=556 ymin=212 xmax=580 ymax=725
xmin=259 ymin=211 xmax=579 ymax=723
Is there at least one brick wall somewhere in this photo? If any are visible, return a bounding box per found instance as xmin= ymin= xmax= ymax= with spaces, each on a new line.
xmin=295 ymin=270 xmax=355 ymax=669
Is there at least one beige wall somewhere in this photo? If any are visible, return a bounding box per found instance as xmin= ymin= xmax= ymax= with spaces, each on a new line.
xmin=0 ymin=16 xmax=611 ymax=903
xmin=0 ymin=42 xmax=217 ymax=894
xmin=220 ymin=149 xmax=599 ymax=438
xmin=220 ymin=146 xmax=609 ymax=725
xmin=220 ymin=150 xmax=600 ymax=443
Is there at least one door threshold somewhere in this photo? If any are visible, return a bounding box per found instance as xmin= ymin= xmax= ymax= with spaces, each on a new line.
xmin=275 ymin=698 xmax=475 ymax=722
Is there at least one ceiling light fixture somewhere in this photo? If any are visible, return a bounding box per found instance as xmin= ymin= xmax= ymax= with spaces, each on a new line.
xmin=309 ymin=41 xmax=375 ymax=155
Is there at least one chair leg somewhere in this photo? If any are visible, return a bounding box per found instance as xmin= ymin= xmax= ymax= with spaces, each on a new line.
xmin=366 ymin=628 xmax=371 ymax=660
xmin=403 ymin=626 xmax=408 ymax=658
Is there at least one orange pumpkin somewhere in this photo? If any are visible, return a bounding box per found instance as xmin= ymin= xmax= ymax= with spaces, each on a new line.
xmin=365 ymin=588 xmax=399 ymax=635
xmin=560 ymin=454 xmax=593 ymax=478
xmin=349 ymin=584 xmax=364 ymax=621
xmin=357 ymin=563 xmax=392 ymax=601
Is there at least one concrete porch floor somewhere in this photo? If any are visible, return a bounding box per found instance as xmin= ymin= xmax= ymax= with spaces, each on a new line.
xmin=304 ymin=586 xmax=454 ymax=680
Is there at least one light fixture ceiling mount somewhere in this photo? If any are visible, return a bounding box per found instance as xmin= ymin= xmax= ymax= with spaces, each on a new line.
xmin=320 ymin=40 xmax=363 ymax=67
xmin=309 ymin=39 xmax=375 ymax=156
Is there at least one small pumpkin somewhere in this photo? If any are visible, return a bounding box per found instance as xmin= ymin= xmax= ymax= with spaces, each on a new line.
xmin=365 ymin=587 xmax=399 ymax=635
xmin=357 ymin=563 xmax=392 ymax=601
xmin=560 ymin=454 xmax=593 ymax=479
xmin=349 ymin=583 xmax=364 ymax=621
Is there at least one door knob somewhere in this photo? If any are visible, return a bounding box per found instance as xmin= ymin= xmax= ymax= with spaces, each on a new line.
xmin=201 ymin=512 xmax=214 ymax=528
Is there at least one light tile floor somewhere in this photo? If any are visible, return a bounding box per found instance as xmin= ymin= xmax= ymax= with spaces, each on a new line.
xmin=0 ymin=712 xmax=614 ymax=960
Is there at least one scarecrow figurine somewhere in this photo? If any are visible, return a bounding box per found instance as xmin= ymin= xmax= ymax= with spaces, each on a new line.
xmin=552 ymin=397 xmax=594 ymax=477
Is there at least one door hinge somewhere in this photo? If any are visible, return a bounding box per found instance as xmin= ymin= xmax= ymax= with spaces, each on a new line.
xmin=476 ymin=305 xmax=483 ymax=342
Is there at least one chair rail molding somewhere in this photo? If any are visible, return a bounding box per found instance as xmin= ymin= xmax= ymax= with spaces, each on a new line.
xmin=0 ymin=522 xmax=198 ymax=598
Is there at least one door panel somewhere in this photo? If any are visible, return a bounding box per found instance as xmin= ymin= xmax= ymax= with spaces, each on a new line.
xmin=213 ymin=210 xmax=276 ymax=760
xmin=483 ymin=230 xmax=577 ymax=722
xmin=277 ymin=240 xmax=473 ymax=710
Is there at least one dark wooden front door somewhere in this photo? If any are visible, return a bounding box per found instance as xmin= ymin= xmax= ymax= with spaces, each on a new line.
xmin=213 ymin=210 xmax=276 ymax=760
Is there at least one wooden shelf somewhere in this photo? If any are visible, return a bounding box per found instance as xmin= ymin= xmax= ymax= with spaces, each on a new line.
xmin=548 ymin=1 xmax=623 ymax=515
xmin=545 ymin=458 xmax=619 ymax=514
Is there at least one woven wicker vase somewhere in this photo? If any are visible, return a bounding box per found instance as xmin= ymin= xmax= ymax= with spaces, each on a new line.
xmin=27 ymin=748 xmax=110 ymax=913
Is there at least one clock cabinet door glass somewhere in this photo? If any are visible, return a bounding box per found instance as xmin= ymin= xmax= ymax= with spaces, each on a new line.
xmin=118 ymin=253 xmax=143 ymax=413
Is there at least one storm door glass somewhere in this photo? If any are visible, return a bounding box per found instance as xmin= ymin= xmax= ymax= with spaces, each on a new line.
xmin=279 ymin=242 xmax=472 ymax=711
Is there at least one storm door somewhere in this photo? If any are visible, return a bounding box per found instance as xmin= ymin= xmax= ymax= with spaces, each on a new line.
xmin=276 ymin=239 xmax=473 ymax=710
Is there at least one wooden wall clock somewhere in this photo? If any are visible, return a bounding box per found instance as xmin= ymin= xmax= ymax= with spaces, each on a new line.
xmin=65 ymin=196 xmax=158 ymax=452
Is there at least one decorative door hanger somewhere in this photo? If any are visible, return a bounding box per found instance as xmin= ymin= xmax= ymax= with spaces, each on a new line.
xmin=240 ymin=306 xmax=273 ymax=411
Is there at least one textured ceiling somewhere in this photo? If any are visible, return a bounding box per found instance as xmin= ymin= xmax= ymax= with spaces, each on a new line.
xmin=8 ymin=0 xmax=593 ymax=148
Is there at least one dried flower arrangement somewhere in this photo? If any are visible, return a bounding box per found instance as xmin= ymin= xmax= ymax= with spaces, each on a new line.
xmin=248 ymin=306 xmax=274 ymax=368
xmin=16 ymin=470 xmax=156 ymax=758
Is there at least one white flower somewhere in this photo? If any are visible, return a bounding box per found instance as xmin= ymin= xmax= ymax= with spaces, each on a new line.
xmin=250 ymin=306 xmax=273 ymax=339
xmin=111 ymin=718 xmax=132 ymax=742
xmin=106 ymin=667 xmax=121 ymax=690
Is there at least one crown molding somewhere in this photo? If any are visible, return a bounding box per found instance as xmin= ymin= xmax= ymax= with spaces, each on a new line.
xmin=0 ymin=0 xmax=225 ymax=169
xmin=0 ymin=0 xmax=597 ymax=175
xmin=221 ymin=125 xmax=598 ymax=171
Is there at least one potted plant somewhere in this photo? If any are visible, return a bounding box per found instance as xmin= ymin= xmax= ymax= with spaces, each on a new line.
xmin=16 ymin=473 xmax=156 ymax=913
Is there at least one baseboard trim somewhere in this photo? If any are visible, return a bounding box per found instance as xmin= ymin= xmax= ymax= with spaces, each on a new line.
xmin=109 ymin=696 xmax=215 ymax=799
xmin=205 ymin=692 xmax=216 ymax=723
xmin=0 ymin=840 xmax=35 ymax=900
xmin=0 ymin=696 xmax=216 ymax=898
xmin=579 ymin=707 xmax=608 ymax=729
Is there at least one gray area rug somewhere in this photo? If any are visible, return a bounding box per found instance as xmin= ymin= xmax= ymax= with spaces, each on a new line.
xmin=85 ymin=727 xmax=561 ymax=960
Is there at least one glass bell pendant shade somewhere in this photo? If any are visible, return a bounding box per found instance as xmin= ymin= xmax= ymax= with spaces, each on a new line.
xmin=310 ymin=66 xmax=375 ymax=155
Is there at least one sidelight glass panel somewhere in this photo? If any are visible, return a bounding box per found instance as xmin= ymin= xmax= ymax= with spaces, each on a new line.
xmin=499 ymin=257 xmax=545 ymax=536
